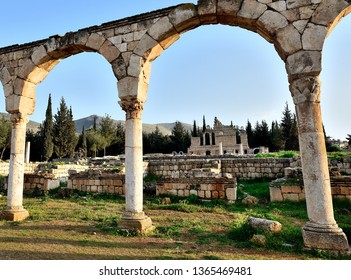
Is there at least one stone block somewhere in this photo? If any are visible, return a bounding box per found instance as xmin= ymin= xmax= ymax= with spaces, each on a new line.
xmin=257 ymin=10 xmax=288 ymax=36
xmin=281 ymin=185 xmax=303 ymax=193
xmin=226 ymin=187 xmax=237 ymax=201
xmin=286 ymin=50 xmax=321 ymax=76
xmin=340 ymin=187 xmax=349 ymax=195
xmin=198 ymin=0 xmax=217 ymax=23
xmin=283 ymin=193 xmax=299 ymax=201
xmin=302 ymin=23 xmax=327 ymax=51
xmin=148 ymin=16 xmax=175 ymax=42
xmin=168 ymin=4 xmax=200 ymax=33
xmin=276 ymin=24 xmax=302 ymax=59
xmin=238 ymin=0 xmax=267 ymax=19
xmin=86 ymin=33 xmax=106 ymax=51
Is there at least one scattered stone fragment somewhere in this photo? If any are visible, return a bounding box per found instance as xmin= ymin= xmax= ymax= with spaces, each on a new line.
xmin=247 ymin=216 xmax=282 ymax=233
xmin=251 ymin=234 xmax=266 ymax=246
xmin=161 ymin=197 xmax=171 ymax=204
xmin=241 ymin=195 xmax=259 ymax=206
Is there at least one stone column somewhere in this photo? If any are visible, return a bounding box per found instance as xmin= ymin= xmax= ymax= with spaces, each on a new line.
xmin=290 ymin=76 xmax=349 ymax=252
xmin=0 ymin=113 xmax=29 ymax=221
xmin=118 ymin=97 xmax=153 ymax=233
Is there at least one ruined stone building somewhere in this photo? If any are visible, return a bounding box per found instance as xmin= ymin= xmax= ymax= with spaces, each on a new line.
xmin=188 ymin=118 xmax=250 ymax=155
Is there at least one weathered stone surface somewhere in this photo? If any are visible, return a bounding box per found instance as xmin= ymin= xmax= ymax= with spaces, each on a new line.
xmin=268 ymin=1 xmax=287 ymax=12
xmin=248 ymin=216 xmax=282 ymax=232
xmin=302 ymin=23 xmax=327 ymax=51
xmin=217 ymin=0 xmax=241 ymax=15
xmin=99 ymin=40 xmax=121 ymax=63
xmin=198 ymin=0 xmax=217 ymax=23
xmin=293 ymin=20 xmax=309 ymax=34
xmin=287 ymin=0 xmax=319 ymax=9
xmin=257 ymin=10 xmax=288 ymax=36
xmin=86 ymin=33 xmax=106 ymax=51
xmin=286 ymin=50 xmax=321 ymax=77
xmin=251 ymin=234 xmax=266 ymax=246
xmin=269 ymin=186 xmax=284 ymax=201
xmin=242 ymin=195 xmax=259 ymax=205
xmin=276 ymin=24 xmax=302 ymax=59
xmin=148 ymin=16 xmax=175 ymax=42
xmin=311 ymin=0 xmax=349 ymax=27
xmin=168 ymin=4 xmax=200 ymax=33
xmin=238 ymin=0 xmax=267 ymax=19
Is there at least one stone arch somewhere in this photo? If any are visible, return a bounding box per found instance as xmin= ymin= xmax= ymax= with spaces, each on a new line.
xmin=3 ymin=31 xmax=123 ymax=115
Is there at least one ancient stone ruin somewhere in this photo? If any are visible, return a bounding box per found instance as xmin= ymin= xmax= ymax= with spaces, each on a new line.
xmin=1 ymin=0 xmax=351 ymax=252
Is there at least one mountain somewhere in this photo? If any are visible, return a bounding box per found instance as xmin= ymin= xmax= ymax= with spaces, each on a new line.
xmin=72 ymin=115 xmax=192 ymax=135
xmin=0 ymin=112 xmax=192 ymax=135
xmin=0 ymin=112 xmax=41 ymax=131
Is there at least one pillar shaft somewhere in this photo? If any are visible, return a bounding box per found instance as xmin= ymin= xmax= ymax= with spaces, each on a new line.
xmin=118 ymin=97 xmax=153 ymax=233
xmin=291 ymin=76 xmax=349 ymax=252
xmin=1 ymin=113 xmax=29 ymax=221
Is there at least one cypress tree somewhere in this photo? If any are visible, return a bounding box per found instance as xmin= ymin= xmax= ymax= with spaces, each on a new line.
xmin=42 ymin=94 xmax=54 ymax=161
xmin=202 ymin=115 xmax=206 ymax=132
xmin=66 ymin=106 xmax=77 ymax=157
xmin=53 ymin=97 xmax=68 ymax=158
xmin=81 ymin=126 xmax=87 ymax=158
xmin=245 ymin=120 xmax=254 ymax=148
xmin=192 ymin=120 xmax=198 ymax=137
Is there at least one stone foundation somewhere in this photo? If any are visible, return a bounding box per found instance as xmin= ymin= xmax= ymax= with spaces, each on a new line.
xmin=156 ymin=177 xmax=237 ymax=201
xmin=270 ymin=176 xmax=351 ymax=202
xmin=67 ymin=170 xmax=125 ymax=195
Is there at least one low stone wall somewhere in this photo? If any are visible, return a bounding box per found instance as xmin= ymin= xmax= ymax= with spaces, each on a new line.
xmin=270 ymin=176 xmax=351 ymax=202
xmin=67 ymin=171 xmax=125 ymax=195
xmin=23 ymin=174 xmax=60 ymax=194
xmin=156 ymin=177 xmax=237 ymax=201
xmin=146 ymin=156 xmax=293 ymax=179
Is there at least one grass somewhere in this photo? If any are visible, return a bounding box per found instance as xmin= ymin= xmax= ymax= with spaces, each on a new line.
xmin=0 ymin=182 xmax=350 ymax=260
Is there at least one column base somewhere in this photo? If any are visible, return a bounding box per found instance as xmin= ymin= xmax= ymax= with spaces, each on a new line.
xmin=0 ymin=206 xmax=29 ymax=221
xmin=302 ymin=222 xmax=350 ymax=253
xmin=118 ymin=211 xmax=154 ymax=234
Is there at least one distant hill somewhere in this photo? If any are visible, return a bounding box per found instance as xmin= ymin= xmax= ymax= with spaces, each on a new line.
xmin=0 ymin=112 xmax=41 ymax=132
xmin=0 ymin=112 xmax=192 ymax=135
xmin=74 ymin=115 xmax=192 ymax=135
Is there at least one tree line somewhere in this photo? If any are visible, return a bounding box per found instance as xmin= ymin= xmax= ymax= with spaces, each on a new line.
xmin=0 ymin=98 xmax=343 ymax=161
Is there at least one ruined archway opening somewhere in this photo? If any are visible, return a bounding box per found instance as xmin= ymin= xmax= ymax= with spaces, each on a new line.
xmin=145 ymin=24 xmax=291 ymax=155
xmin=28 ymin=52 xmax=122 ymax=160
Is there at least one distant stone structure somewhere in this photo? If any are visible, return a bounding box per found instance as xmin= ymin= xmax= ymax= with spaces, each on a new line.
xmin=188 ymin=118 xmax=250 ymax=156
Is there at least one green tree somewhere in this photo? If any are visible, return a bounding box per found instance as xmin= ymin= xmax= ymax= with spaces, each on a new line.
xmin=202 ymin=115 xmax=207 ymax=132
xmin=67 ymin=107 xmax=78 ymax=157
xmin=53 ymin=97 xmax=77 ymax=158
xmin=99 ymin=114 xmax=116 ymax=156
xmin=280 ymin=102 xmax=299 ymax=150
xmin=41 ymin=94 xmax=54 ymax=161
xmin=81 ymin=126 xmax=87 ymax=158
xmin=253 ymin=120 xmax=270 ymax=147
xmin=86 ymin=130 xmax=106 ymax=157
xmin=192 ymin=120 xmax=198 ymax=137
xmin=245 ymin=120 xmax=254 ymax=147
xmin=269 ymin=121 xmax=284 ymax=152
xmin=0 ymin=117 xmax=11 ymax=160
xmin=170 ymin=121 xmax=191 ymax=153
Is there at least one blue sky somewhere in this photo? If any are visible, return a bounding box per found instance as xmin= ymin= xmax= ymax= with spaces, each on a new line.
xmin=0 ymin=0 xmax=350 ymax=141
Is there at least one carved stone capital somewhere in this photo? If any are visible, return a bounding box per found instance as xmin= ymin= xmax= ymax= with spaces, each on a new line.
xmin=119 ymin=98 xmax=144 ymax=119
xmin=10 ymin=113 xmax=29 ymax=127
xmin=289 ymin=75 xmax=321 ymax=105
